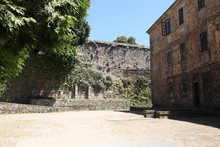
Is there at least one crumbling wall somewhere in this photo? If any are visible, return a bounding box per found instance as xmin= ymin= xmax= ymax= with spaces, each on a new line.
xmin=79 ymin=40 xmax=150 ymax=77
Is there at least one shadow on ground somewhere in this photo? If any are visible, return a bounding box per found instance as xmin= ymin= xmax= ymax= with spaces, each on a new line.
xmin=118 ymin=110 xmax=220 ymax=129
xmin=172 ymin=117 xmax=220 ymax=129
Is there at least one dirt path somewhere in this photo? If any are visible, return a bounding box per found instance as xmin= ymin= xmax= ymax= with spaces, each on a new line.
xmin=0 ymin=111 xmax=220 ymax=147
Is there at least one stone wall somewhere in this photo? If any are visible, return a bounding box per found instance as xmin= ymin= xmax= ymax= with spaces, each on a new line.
xmin=79 ymin=40 xmax=150 ymax=77
xmin=46 ymin=86 xmax=119 ymax=99
xmin=0 ymin=98 xmax=130 ymax=114
xmin=0 ymin=40 xmax=150 ymax=104
xmin=0 ymin=102 xmax=78 ymax=114
xmin=31 ymin=99 xmax=130 ymax=111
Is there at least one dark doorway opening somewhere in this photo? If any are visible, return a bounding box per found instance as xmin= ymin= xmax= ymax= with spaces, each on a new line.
xmin=193 ymin=83 xmax=201 ymax=107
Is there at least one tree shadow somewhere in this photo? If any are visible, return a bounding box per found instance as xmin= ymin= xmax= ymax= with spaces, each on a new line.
xmin=0 ymin=53 xmax=73 ymax=104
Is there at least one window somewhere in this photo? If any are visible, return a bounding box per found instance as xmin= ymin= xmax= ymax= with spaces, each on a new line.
xmin=167 ymin=50 xmax=173 ymax=65
xmin=181 ymin=82 xmax=188 ymax=97
xmin=180 ymin=43 xmax=186 ymax=60
xmin=200 ymin=31 xmax=208 ymax=52
xmin=162 ymin=19 xmax=171 ymax=36
xmin=168 ymin=83 xmax=174 ymax=98
xmin=203 ymin=72 xmax=213 ymax=97
xmin=157 ymin=36 xmax=160 ymax=42
xmin=179 ymin=7 xmax=184 ymax=25
xmin=198 ymin=0 xmax=205 ymax=11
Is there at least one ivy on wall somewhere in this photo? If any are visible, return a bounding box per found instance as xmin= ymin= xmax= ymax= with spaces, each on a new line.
xmin=120 ymin=77 xmax=152 ymax=108
xmin=59 ymin=61 xmax=113 ymax=92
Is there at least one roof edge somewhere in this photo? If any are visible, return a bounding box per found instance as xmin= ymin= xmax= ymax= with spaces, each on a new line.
xmin=146 ymin=0 xmax=181 ymax=34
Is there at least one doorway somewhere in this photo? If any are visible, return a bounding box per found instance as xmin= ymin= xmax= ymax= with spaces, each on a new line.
xmin=193 ymin=82 xmax=201 ymax=107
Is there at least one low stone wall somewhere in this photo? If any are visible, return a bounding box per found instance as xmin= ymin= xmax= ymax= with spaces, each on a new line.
xmin=31 ymin=99 xmax=130 ymax=111
xmin=0 ymin=102 xmax=83 ymax=114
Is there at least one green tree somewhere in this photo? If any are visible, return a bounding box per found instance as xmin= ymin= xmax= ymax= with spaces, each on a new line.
xmin=114 ymin=36 xmax=128 ymax=43
xmin=0 ymin=0 xmax=90 ymax=82
xmin=114 ymin=36 xmax=137 ymax=45
xmin=120 ymin=77 xmax=152 ymax=108
xmin=127 ymin=37 xmax=137 ymax=45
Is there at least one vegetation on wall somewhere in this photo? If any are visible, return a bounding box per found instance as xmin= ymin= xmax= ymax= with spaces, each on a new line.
xmin=58 ymin=61 xmax=151 ymax=108
xmin=114 ymin=36 xmax=137 ymax=45
xmin=60 ymin=61 xmax=113 ymax=92
xmin=0 ymin=0 xmax=90 ymax=82
xmin=120 ymin=77 xmax=152 ymax=108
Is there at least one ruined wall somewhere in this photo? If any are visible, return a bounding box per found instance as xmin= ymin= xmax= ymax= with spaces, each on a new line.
xmin=148 ymin=0 xmax=220 ymax=109
xmin=0 ymin=41 xmax=150 ymax=104
xmin=79 ymin=40 xmax=150 ymax=77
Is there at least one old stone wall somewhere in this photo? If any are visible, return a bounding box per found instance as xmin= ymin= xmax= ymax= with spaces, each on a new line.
xmin=0 ymin=41 xmax=150 ymax=104
xmin=79 ymin=40 xmax=150 ymax=77
xmin=31 ymin=99 xmax=130 ymax=111
xmin=148 ymin=0 xmax=220 ymax=109
xmin=0 ymin=102 xmax=78 ymax=114
xmin=0 ymin=98 xmax=130 ymax=114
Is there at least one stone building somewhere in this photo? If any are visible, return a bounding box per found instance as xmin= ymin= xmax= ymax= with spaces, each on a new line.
xmin=147 ymin=0 xmax=220 ymax=109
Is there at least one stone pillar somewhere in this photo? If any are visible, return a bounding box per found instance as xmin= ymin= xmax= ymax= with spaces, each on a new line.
xmin=74 ymin=84 xmax=79 ymax=99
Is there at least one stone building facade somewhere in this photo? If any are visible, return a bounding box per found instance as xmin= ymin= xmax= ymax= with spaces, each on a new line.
xmin=147 ymin=0 xmax=220 ymax=109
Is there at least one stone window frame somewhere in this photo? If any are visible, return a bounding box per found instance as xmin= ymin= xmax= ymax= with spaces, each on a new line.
xmin=198 ymin=0 xmax=205 ymax=11
xmin=161 ymin=18 xmax=171 ymax=36
xmin=178 ymin=7 xmax=184 ymax=25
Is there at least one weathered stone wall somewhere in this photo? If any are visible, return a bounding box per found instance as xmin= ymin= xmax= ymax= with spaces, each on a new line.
xmin=31 ymin=99 xmax=130 ymax=111
xmin=0 ymin=41 xmax=150 ymax=104
xmin=46 ymin=86 xmax=120 ymax=100
xmin=148 ymin=0 xmax=220 ymax=109
xmin=79 ymin=40 xmax=150 ymax=77
xmin=0 ymin=99 xmax=130 ymax=114
xmin=0 ymin=102 xmax=78 ymax=114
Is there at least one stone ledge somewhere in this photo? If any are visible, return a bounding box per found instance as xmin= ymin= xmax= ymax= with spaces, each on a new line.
xmin=88 ymin=40 xmax=150 ymax=49
xmin=0 ymin=102 xmax=80 ymax=114
xmin=31 ymin=99 xmax=130 ymax=111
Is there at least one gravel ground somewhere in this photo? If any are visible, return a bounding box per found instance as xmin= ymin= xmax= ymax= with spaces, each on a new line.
xmin=0 ymin=111 xmax=220 ymax=147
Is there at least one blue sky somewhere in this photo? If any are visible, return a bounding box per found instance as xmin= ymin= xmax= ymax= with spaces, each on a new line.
xmin=87 ymin=0 xmax=175 ymax=46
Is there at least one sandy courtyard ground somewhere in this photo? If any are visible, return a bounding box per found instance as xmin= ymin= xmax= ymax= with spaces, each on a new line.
xmin=0 ymin=111 xmax=220 ymax=147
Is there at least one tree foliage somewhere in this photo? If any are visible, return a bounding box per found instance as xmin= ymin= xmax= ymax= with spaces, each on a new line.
xmin=114 ymin=36 xmax=137 ymax=45
xmin=60 ymin=61 xmax=113 ymax=91
xmin=127 ymin=37 xmax=136 ymax=45
xmin=0 ymin=0 xmax=90 ymax=82
xmin=121 ymin=77 xmax=152 ymax=108
xmin=114 ymin=36 xmax=128 ymax=44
